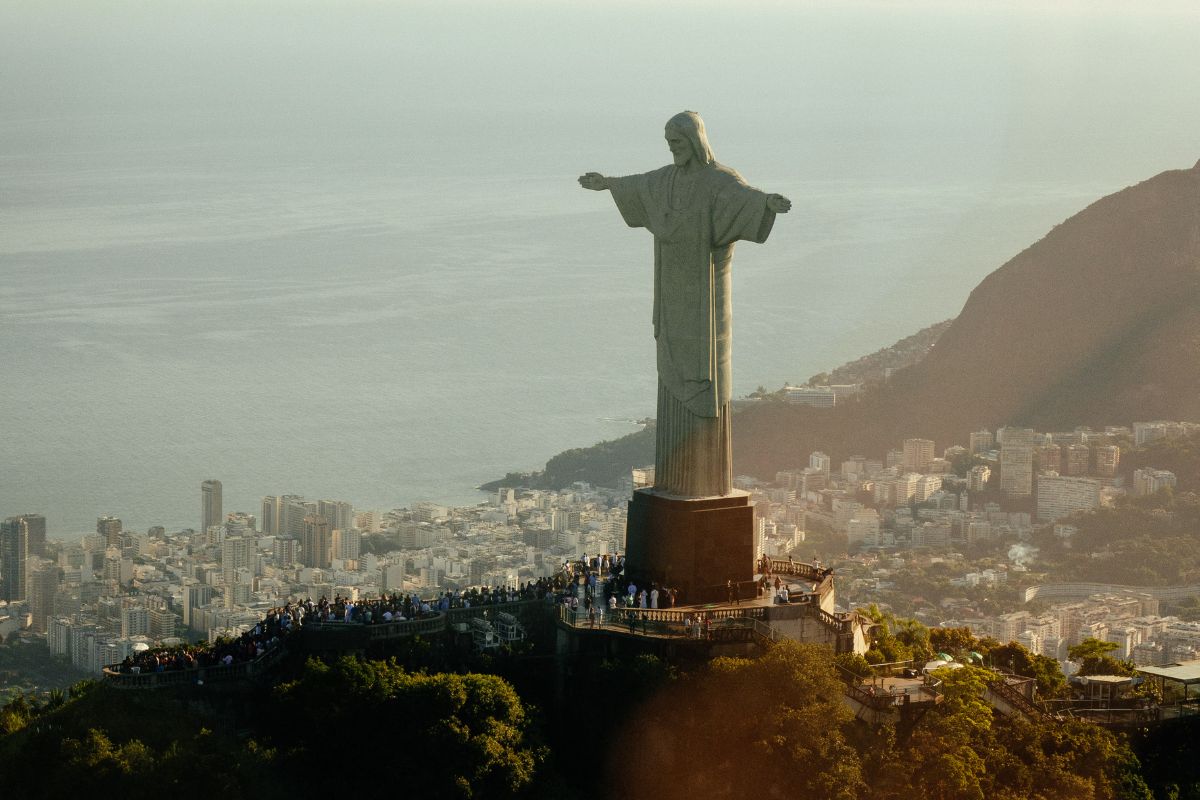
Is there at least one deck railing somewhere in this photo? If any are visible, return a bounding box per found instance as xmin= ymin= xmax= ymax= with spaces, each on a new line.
xmin=104 ymin=599 xmax=553 ymax=686
xmin=445 ymin=599 xmax=546 ymax=626
xmin=556 ymin=605 xmax=762 ymax=642
xmin=304 ymin=612 xmax=447 ymax=641
xmin=102 ymin=639 xmax=289 ymax=689
xmin=836 ymin=663 xmax=944 ymax=710
xmin=767 ymin=558 xmax=833 ymax=584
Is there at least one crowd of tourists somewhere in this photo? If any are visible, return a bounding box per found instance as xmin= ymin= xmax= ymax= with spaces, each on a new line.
xmin=555 ymin=553 xmax=689 ymax=633
xmin=110 ymin=555 xmax=636 ymax=674
xmin=112 ymin=550 xmax=833 ymax=673
xmin=115 ymin=603 xmax=300 ymax=674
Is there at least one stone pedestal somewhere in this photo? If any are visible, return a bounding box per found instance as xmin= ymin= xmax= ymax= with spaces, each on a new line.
xmin=625 ymin=488 xmax=754 ymax=604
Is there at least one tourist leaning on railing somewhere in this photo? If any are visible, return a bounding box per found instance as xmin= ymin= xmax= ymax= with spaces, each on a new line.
xmin=115 ymin=561 xmax=641 ymax=674
xmin=116 ymin=603 xmax=300 ymax=675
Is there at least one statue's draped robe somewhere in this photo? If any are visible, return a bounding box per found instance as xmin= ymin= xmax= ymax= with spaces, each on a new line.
xmin=609 ymin=163 xmax=776 ymax=497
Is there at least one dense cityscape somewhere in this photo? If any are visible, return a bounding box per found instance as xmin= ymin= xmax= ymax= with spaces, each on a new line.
xmin=6 ymin=1 xmax=1200 ymax=795
xmin=3 ymin=413 xmax=1196 ymax=696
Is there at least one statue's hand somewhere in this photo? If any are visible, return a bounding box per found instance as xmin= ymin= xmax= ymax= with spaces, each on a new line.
xmin=578 ymin=172 xmax=610 ymax=191
xmin=767 ymin=194 xmax=792 ymax=214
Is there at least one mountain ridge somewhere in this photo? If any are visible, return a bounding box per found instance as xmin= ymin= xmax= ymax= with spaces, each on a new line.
xmin=734 ymin=159 xmax=1200 ymax=476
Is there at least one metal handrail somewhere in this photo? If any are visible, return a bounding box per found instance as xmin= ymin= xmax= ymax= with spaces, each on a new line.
xmin=302 ymin=613 xmax=447 ymax=642
xmin=102 ymin=639 xmax=289 ymax=689
xmin=445 ymin=599 xmax=545 ymax=625
xmin=556 ymin=605 xmax=761 ymax=642
xmin=750 ymin=618 xmax=781 ymax=644
xmin=987 ymin=676 xmax=1044 ymax=719
xmin=559 ymin=604 xmax=765 ymax=623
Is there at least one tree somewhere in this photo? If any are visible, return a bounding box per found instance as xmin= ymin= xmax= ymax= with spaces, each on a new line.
xmin=951 ymin=452 xmax=987 ymax=478
xmin=929 ymin=626 xmax=978 ymax=657
xmin=902 ymin=665 xmax=995 ymax=800
xmin=888 ymin=664 xmax=1150 ymax=800
xmin=836 ymin=651 xmax=873 ymax=680
xmin=0 ymin=692 xmax=33 ymax=734
xmin=862 ymin=605 xmax=933 ymax=665
xmin=61 ymin=729 xmax=154 ymax=788
xmin=988 ymin=641 xmax=1068 ymax=698
xmin=1069 ymin=638 xmax=1134 ymax=677
xmin=269 ymin=656 xmax=545 ymax=797
xmin=1174 ymin=596 xmax=1200 ymax=622
xmin=611 ymin=640 xmax=866 ymax=800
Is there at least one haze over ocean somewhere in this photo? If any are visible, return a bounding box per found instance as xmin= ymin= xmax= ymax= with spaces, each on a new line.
xmin=3 ymin=1 xmax=1198 ymax=535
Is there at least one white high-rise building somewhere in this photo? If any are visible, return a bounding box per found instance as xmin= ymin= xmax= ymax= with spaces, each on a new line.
xmin=970 ymin=429 xmax=994 ymax=454
xmin=968 ymin=465 xmax=992 ymax=492
xmin=1134 ymin=468 xmax=1177 ymax=497
xmin=48 ymin=617 xmax=72 ymax=656
xmin=895 ymin=473 xmax=922 ymax=504
xmin=1000 ymin=428 xmax=1037 ymax=496
xmin=280 ymin=496 xmax=309 ymax=538
xmin=332 ymin=528 xmax=362 ymax=561
xmin=301 ymin=514 xmax=332 ymax=569
xmin=846 ymin=510 xmax=881 ymax=548
xmin=273 ymin=537 xmax=300 ymax=566
xmin=902 ymin=439 xmax=935 ymax=473
xmin=318 ymin=499 xmax=355 ymax=532
xmin=121 ymin=606 xmax=150 ymax=637
xmin=1094 ymin=445 xmax=1120 ymax=478
xmin=841 ymin=456 xmax=867 ymax=479
xmin=1134 ymin=421 xmax=1170 ymax=446
xmin=183 ymin=584 xmax=216 ymax=631
xmin=1036 ymin=474 xmax=1101 ymax=522
xmin=222 ymin=536 xmax=257 ymax=587
xmin=915 ymin=474 xmax=944 ymax=502
xmin=1064 ymin=444 xmax=1091 ymax=476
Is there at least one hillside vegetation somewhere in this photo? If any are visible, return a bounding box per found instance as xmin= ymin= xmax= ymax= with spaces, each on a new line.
xmin=1 ymin=635 xmax=1176 ymax=799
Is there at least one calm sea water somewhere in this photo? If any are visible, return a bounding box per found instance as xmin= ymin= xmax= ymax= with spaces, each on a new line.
xmin=0 ymin=122 xmax=1114 ymax=535
xmin=4 ymin=3 xmax=1194 ymax=536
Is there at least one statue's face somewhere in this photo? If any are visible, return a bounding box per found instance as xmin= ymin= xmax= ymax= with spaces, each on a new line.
xmin=665 ymin=129 xmax=693 ymax=167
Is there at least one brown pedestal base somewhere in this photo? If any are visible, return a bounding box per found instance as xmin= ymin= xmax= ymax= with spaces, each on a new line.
xmin=625 ymin=488 xmax=755 ymax=604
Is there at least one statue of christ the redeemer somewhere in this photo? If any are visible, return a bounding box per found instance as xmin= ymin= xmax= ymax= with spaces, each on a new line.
xmin=579 ymin=111 xmax=791 ymax=498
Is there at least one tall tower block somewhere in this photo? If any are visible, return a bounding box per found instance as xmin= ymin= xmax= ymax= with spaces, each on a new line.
xmin=202 ymin=479 xmax=223 ymax=536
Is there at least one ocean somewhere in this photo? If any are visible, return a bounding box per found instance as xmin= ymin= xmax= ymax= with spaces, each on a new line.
xmin=3 ymin=2 xmax=1196 ymax=535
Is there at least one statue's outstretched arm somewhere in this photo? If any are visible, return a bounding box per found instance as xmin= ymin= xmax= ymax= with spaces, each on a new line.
xmin=578 ymin=172 xmax=610 ymax=191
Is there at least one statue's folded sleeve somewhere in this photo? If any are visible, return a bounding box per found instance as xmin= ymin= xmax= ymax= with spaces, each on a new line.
xmin=711 ymin=171 xmax=776 ymax=248
xmin=608 ymin=174 xmax=651 ymax=229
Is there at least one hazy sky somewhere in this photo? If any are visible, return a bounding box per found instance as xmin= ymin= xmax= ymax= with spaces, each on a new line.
xmin=3 ymin=1 xmax=1199 ymax=530
xmin=4 ymin=0 xmax=1198 ymax=183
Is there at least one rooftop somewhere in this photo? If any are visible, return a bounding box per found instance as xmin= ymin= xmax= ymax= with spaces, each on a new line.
xmin=1136 ymin=659 xmax=1200 ymax=685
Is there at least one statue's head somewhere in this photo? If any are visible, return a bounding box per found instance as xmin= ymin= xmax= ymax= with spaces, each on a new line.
xmin=664 ymin=111 xmax=715 ymax=168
